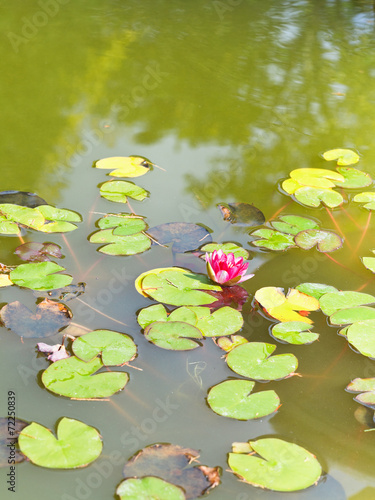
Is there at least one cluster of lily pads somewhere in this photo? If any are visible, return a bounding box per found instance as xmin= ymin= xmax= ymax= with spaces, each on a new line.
xmin=2 ymin=150 xmax=375 ymax=498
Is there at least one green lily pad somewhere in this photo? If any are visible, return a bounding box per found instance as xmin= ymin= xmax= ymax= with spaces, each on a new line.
xmin=18 ymin=418 xmax=102 ymax=469
xmin=217 ymin=202 xmax=265 ymax=226
xmin=144 ymin=321 xmax=202 ymax=350
xmin=293 ymin=186 xmax=344 ymax=208
xmin=36 ymin=205 xmax=82 ymax=222
xmin=251 ymin=229 xmax=295 ymax=251
xmin=295 ymin=282 xmax=338 ymax=300
xmin=334 ymin=167 xmax=372 ymax=189
xmin=207 ymin=379 xmax=280 ymax=420
xmin=116 ymin=477 xmax=185 ymax=500
xmin=39 ymin=221 xmax=79 ymax=233
xmin=95 ymin=156 xmax=152 ymax=178
xmin=255 ymin=287 xmax=319 ymax=324
xmin=0 ymin=204 xmax=45 ymax=230
xmin=200 ymin=242 xmax=249 ymax=259
xmin=217 ymin=335 xmax=248 ymax=352
xmin=346 ymin=378 xmax=375 ymax=410
xmin=271 ymin=321 xmax=319 ymax=344
xmin=319 ymin=291 xmax=375 ymax=316
xmin=42 ymin=356 xmax=129 ymax=398
xmin=346 ymin=319 xmax=375 ymax=358
xmin=329 ymin=306 xmax=375 ymax=326
xmin=294 ymin=229 xmax=343 ymax=252
xmin=362 ymin=255 xmax=375 ymax=273
xmin=90 ymin=229 xmax=151 ymax=255
xmin=270 ymin=215 xmax=319 ymax=235
xmin=290 ymin=168 xmax=344 ymax=189
xmin=228 ymin=437 xmax=322 ymax=492
xmin=226 ymin=342 xmax=298 ymax=381
xmin=97 ymin=213 xmax=147 ymax=235
xmin=138 ymin=268 xmax=220 ymax=306
xmin=322 ymin=148 xmax=360 ymax=165
xmin=10 ymin=262 xmax=73 ymax=290
xmin=73 ymin=330 xmax=137 ymax=365
xmin=137 ymin=304 xmax=169 ymax=329
xmin=100 ymin=180 xmax=149 ymax=203
xmin=353 ymin=192 xmax=375 ymax=210
xmin=0 ymin=219 xmax=21 ymax=235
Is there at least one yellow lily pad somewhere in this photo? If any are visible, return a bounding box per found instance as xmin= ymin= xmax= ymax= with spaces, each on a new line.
xmin=290 ymin=168 xmax=344 ymax=189
xmin=95 ymin=156 xmax=152 ymax=177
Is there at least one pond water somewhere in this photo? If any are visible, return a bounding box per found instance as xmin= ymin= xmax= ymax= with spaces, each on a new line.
xmin=1 ymin=0 xmax=375 ymax=499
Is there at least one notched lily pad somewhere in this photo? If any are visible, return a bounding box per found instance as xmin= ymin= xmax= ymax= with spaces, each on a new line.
xmin=207 ymin=379 xmax=280 ymax=420
xmin=18 ymin=418 xmax=102 ymax=469
xmin=218 ymin=202 xmax=265 ymax=226
xmin=42 ymin=356 xmax=129 ymax=399
xmin=270 ymin=215 xmax=319 ymax=235
xmin=1 ymin=299 xmax=71 ymax=338
xmin=295 ymin=282 xmax=338 ymax=300
xmin=271 ymin=321 xmax=319 ymax=344
xmin=346 ymin=319 xmax=375 ymax=358
xmin=319 ymin=291 xmax=375 ymax=316
xmin=0 ymin=417 xmax=28 ymax=467
xmin=226 ymin=342 xmax=298 ymax=381
xmin=116 ymin=477 xmax=185 ymax=500
xmin=97 ymin=213 xmax=147 ymax=235
xmin=335 ymin=167 xmax=372 ymax=189
xmin=73 ymin=330 xmax=137 ymax=365
xmin=353 ymin=192 xmax=375 ymax=211
xmin=294 ymin=229 xmax=343 ymax=252
xmin=147 ymin=222 xmax=212 ymax=253
xmin=255 ymin=287 xmax=320 ymax=324
xmin=95 ymin=156 xmax=154 ymax=178
xmin=144 ymin=321 xmax=202 ymax=350
xmin=250 ymin=229 xmax=295 ymax=251
xmin=216 ymin=335 xmax=248 ymax=352
xmin=100 ymin=180 xmax=149 ymax=204
xmin=322 ymin=148 xmax=360 ymax=166
xmin=15 ymin=242 xmax=62 ymax=262
xmin=10 ymin=262 xmax=73 ymax=290
xmin=122 ymin=444 xmax=221 ymax=500
xmin=228 ymin=437 xmax=322 ymax=492
xmin=89 ymin=229 xmax=151 ymax=256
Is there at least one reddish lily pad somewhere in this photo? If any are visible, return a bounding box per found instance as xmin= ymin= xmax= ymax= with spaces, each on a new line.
xmin=294 ymin=229 xmax=343 ymax=252
xmin=147 ymin=222 xmax=212 ymax=252
xmin=0 ymin=299 xmax=71 ymax=338
xmin=205 ymin=284 xmax=249 ymax=311
xmin=218 ymin=202 xmax=265 ymax=226
xmin=0 ymin=417 xmax=28 ymax=467
xmin=15 ymin=242 xmax=63 ymax=262
xmin=122 ymin=444 xmax=221 ymax=500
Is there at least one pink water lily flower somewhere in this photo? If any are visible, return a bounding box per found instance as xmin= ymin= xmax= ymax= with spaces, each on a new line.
xmin=37 ymin=342 xmax=70 ymax=362
xmin=205 ymin=250 xmax=254 ymax=286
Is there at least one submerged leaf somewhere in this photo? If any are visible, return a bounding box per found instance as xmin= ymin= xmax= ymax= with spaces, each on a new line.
xmin=205 ymin=285 xmax=249 ymax=311
xmin=228 ymin=438 xmax=322 ymax=491
xmin=10 ymin=262 xmax=73 ymax=290
xmin=100 ymin=180 xmax=149 ymax=203
xmin=117 ymin=477 xmax=185 ymax=500
xmin=15 ymin=242 xmax=62 ymax=262
xmin=0 ymin=418 xmax=28 ymax=467
xmin=322 ymin=148 xmax=360 ymax=165
xmin=122 ymin=444 xmax=220 ymax=500
xmin=42 ymin=356 xmax=129 ymax=399
xmin=0 ymin=190 xmax=48 ymax=208
xmin=207 ymin=379 xmax=280 ymax=420
xmin=19 ymin=418 xmax=102 ymax=469
xmin=294 ymin=229 xmax=343 ymax=252
xmin=218 ymin=202 xmax=265 ymax=226
xmin=73 ymin=330 xmax=137 ymax=365
xmin=1 ymin=299 xmax=71 ymax=338
xmin=226 ymin=342 xmax=298 ymax=381
xmin=147 ymin=222 xmax=212 ymax=252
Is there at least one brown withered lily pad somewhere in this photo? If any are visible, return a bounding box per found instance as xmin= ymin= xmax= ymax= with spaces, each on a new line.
xmin=122 ymin=444 xmax=221 ymax=499
xmin=0 ymin=417 xmax=28 ymax=467
xmin=1 ymin=299 xmax=72 ymax=338
xmin=147 ymin=222 xmax=212 ymax=253
xmin=218 ymin=202 xmax=265 ymax=226
xmin=15 ymin=242 xmax=63 ymax=262
xmin=34 ymin=283 xmax=86 ymax=302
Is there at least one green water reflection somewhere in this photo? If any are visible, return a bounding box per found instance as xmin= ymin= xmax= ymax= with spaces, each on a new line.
xmin=1 ymin=0 xmax=375 ymax=499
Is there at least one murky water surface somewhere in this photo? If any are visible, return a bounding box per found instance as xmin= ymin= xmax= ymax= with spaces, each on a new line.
xmin=1 ymin=1 xmax=375 ymax=499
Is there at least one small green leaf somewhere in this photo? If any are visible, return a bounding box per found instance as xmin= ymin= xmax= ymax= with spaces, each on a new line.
xmin=42 ymin=356 xmax=129 ymax=398
xmin=39 ymin=221 xmax=79 ymax=233
xmin=137 ymin=304 xmax=168 ymax=329
xmin=116 ymin=477 xmax=185 ymax=500
xmin=322 ymin=148 xmax=360 ymax=166
xmin=73 ymin=330 xmax=136 ymax=365
xmin=226 ymin=342 xmax=298 ymax=381
xmin=270 ymin=215 xmax=319 ymax=235
xmin=0 ymin=204 xmax=45 ymax=230
xmin=353 ymin=192 xmax=375 ymax=211
xmin=347 ymin=377 xmax=375 ymax=393
xmin=295 ymin=282 xmax=338 ymax=300
xmin=100 ymin=180 xmax=148 ymax=203
xmin=294 ymin=229 xmax=343 ymax=252
xmin=90 ymin=229 xmax=151 ymax=255
xmin=144 ymin=321 xmax=202 ymax=350
xmin=10 ymin=262 xmax=73 ymax=290
xmin=0 ymin=220 xmax=21 ymax=235
xmin=319 ymin=291 xmax=375 ymax=316
xmin=97 ymin=213 xmax=147 ymax=235
xmin=329 ymin=306 xmax=375 ymax=326
xmin=271 ymin=321 xmax=319 ymax=344
xmin=19 ymin=418 xmax=102 ymax=469
xmin=346 ymin=319 xmax=375 ymax=358
xmin=200 ymin=242 xmax=249 ymax=259
xmin=228 ymin=438 xmax=322 ymax=492
xmin=362 ymin=256 xmax=375 ymax=273
xmin=251 ymin=229 xmax=295 ymax=251
xmin=207 ymin=379 xmax=280 ymax=420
